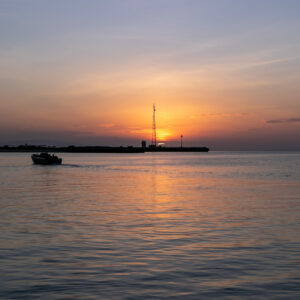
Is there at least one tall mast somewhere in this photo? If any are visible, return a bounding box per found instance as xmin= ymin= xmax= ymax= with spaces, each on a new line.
xmin=152 ymin=104 xmax=157 ymax=147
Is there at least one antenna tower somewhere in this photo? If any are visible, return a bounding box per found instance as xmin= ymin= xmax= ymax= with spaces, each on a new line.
xmin=152 ymin=104 xmax=157 ymax=147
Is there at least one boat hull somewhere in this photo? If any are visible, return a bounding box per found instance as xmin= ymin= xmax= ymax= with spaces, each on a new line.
xmin=31 ymin=154 xmax=62 ymax=165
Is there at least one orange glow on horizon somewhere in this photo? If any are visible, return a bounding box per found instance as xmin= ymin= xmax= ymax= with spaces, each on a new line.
xmin=156 ymin=129 xmax=173 ymax=141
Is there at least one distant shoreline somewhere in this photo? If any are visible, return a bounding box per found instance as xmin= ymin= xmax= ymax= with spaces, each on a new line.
xmin=0 ymin=145 xmax=210 ymax=153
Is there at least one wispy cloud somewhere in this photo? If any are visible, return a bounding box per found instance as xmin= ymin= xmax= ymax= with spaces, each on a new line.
xmin=267 ymin=118 xmax=300 ymax=124
xmin=190 ymin=112 xmax=250 ymax=119
xmin=98 ymin=123 xmax=115 ymax=128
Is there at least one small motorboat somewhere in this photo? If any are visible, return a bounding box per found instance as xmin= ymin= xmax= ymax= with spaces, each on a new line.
xmin=31 ymin=152 xmax=62 ymax=165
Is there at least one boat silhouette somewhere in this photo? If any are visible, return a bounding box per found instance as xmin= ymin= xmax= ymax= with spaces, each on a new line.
xmin=31 ymin=152 xmax=62 ymax=165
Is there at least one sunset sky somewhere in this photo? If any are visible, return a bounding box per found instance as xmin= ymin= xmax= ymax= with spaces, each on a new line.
xmin=1 ymin=0 xmax=300 ymax=150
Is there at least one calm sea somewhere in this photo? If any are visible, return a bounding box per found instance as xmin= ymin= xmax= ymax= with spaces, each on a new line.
xmin=0 ymin=152 xmax=300 ymax=299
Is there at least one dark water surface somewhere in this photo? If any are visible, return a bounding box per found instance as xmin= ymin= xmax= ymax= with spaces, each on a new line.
xmin=1 ymin=152 xmax=300 ymax=299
